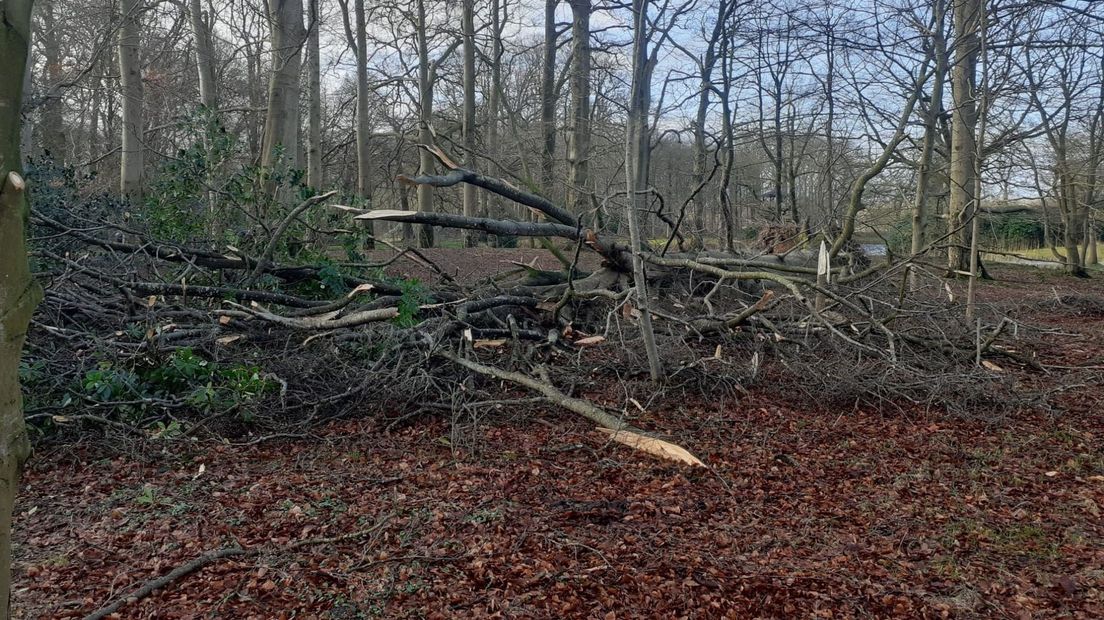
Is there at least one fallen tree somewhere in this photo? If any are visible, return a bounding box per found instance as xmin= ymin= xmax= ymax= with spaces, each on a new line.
xmin=22 ymin=149 xmax=1041 ymax=464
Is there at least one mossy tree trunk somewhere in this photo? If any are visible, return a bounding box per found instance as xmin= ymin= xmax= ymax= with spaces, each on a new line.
xmin=1 ymin=1 xmax=41 ymax=615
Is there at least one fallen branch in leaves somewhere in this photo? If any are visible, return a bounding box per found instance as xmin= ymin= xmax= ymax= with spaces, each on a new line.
xmin=437 ymin=350 xmax=632 ymax=431
xmin=81 ymin=514 xmax=392 ymax=620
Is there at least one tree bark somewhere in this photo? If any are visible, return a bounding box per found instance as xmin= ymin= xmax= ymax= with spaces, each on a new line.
xmin=119 ymin=0 xmax=144 ymax=200
xmin=540 ymin=0 xmax=557 ymax=193
xmin=187 ymin=0 xmax=217 ymax=110
xmin=911 ymin=0 xmax=947 ymax=282
xmin=261 ymin=0 xmax=305 ymax=170
xmin=947 ymin=0 xmax=980 ymax=273
xmin=461 ymin=0 xmax=478 ymax=246
xmin=566 ymin=0 xmax=591 ymax=217
xmin=486 ymin=0 xmax=504 ymax=223
xmin=354 ymin=0 xmax=374 ymax=247
xmin=626 ymin=0 xmax=663 ymax=381
xmin=773 ymin=77 xmax=784 ymax=223
xmin=306 ymin=0 xmax=323 ymax=189
xmin=1 ymin=1 xmax=40 ymax=613
xmin=718 ymin=28 xmax=736 ymax=252
xmin=38 ymin=0 xmax=66 ymax=161
xmin=535 ymin=0 xmax=558 ymax=247
xmin=416 ymin=0 xmax=435 ymax=247
xmin=691 ymin=3 xmax=724 ymax=235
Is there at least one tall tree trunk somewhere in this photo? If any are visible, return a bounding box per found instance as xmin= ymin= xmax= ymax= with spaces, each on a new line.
xmin=39 ymin=0 xmax=66 ymax=161
xmin=1086 ymin=214 xmax=1098 ymax=265
xmin=718 ymin=29 xmax=736 ymax=252
xmin=626 ymin=0 xmax=663 ymax=381
xmin=822 ymin=26 xmax=835 ymax=230
xmin=486 ymin=0 xmax=504 ymax=223
xmin=1 ymin=1 xmax=40 ymax=613
xmin=911 ymin=0 xmax=947 ymax=281
xmin=188 ymin=0 xmax=217 ymax=110
xmin=540 ymin=0 xmax=557 ymax=192
xmin=772 ymin=78 xmax=783 ymax=223
xmin=416 ymin=0 xmax=435 ymax=247
xmin=786 ymin=106 xmax=799 ymax=222
xmin=947 ymin=0 xmax=980 ymax=274
xmin=307 ymin=0 xmax=323 ymax=191
xmin=188 ymin=0 xmax=220 ymax=231
xmin=119 ymin=0 xmax=144 ymax=200
xmin=247 ymin=48 xmax=262 ymax=162
xmin=354 ymin=0 xmax=374 ymax=247
xmin=461 ymin=0 xmax=477 ymax=246
xmin=87 ymin=58 xmax=103 ymax=171
xmin=19 ymin=42 xmax=33 ymax=160
xmin=566 ymin=0 xmax=591 ymax=217
xmin=261 ymin=0 xmax=305 ymax=170
xmin=691 ymin=0 xmax=730 ymax=237
xmin=1086 ymin=54 xmax=1103 ymax=266
xmin=1058 ymin=168 xmax=1085 ymax=275
xmin=536 ymin=0 xmax=557 ymax=247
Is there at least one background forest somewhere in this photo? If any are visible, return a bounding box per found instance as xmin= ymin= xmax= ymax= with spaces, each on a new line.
xmin=20 ymin=0 xmax=1103 ymax=271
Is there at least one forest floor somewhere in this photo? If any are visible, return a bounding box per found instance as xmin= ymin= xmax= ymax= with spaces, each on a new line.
xmin=11 ymin=257 xmax=1104 ymax=619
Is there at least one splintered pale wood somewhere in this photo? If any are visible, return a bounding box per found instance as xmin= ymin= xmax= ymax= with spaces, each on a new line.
xmin=355 ymin=209 xmax=420 ymax=220
xmin=596 ymin=427 xmax=705 ymax=467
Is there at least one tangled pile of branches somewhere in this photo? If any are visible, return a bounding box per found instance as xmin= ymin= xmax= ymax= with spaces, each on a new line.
xmin=23 ymin=155 xmax=1037 ymax=447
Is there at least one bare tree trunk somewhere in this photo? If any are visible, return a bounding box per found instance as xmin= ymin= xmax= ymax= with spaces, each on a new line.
xmin=39 ymin=0 xmax=66 ymax=161
xmin=786 ymin=105 xmax=799 ymax=222
xmin=536 ymin=0 xmax=557 ymax=247
xmin=1059 ymin=170 xmax=1085 ymax=275
xmin=911 ymin=0 xmax=947 ymax=284
xmin=188 ymin=0 xmax=217 ymax=110
xmin=773 ymin=78 xmax=784 ymax=223
xmin=247 ymin=48 xmax=262 ymax=162
xmin=119 ymin=0 xmax=144 ymax=200
xmin=822 ymin=26 xmax=836 ymax=229
xmin=486 ymin=0 xmax=504 ymax=224
xmin=1086 ymin=54 xmax=1103 ymax=266
xmin=947 ymin=0 xmax=980 ymax=274
xmin=416 ymin=0 xmax=435 ymax=247
xmin=261 ymin=0 xmax=305 ymax=170
xmin=187 ymin=0 xmax=220 ymax=230
xmin=19 ymin=45 xmax=33 ymax=160
xmin=626 ymin=0 xmax=663 ymax=382
xmin=399 ymin=185 xmax=415 ymax=241
xmin=1 ymin=1 xmax=40 ymax=612
xmin=354 ymin=0 xmax=374 ymax=247
xmin=718 ymin=29 xmax=736 ymax=252
xmin=691 ymin=0 xmax=731 ymax=236
xmin=540 ymin=0 xmax=557 ymax=191
xmin=87 ymin=58 xmax=103 ymax=170
xmin=1087 ymin=214 xmax=1098 ymax=265
xmin=966 ymin=2 xmax=988 ymax=320
xmin=306 ymin=0 xmax=323 ymax=190
xmin=566 ymin=0 xmax=591 ymax=218
xmin=461 ymin=0 xmax=477 ymax=246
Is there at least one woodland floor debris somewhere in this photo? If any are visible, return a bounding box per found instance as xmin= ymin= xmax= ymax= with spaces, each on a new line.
xmin=12 ymin=263 xmax=1104 ymax=618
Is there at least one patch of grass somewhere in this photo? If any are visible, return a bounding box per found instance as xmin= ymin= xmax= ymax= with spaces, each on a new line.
xmin=318 ymin=496 xmax=348 ymax=514
xmin=940 ymin=519 xmax=1059 ymax=560
xmin=462 ymin=507 xmax=503 ymax=525
xmin=929 ymin=555 xmax=965 ymax=581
